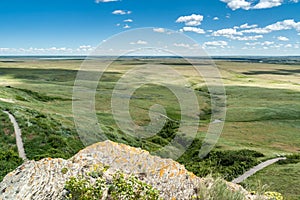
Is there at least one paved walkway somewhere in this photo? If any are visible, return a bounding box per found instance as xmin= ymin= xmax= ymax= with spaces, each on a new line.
xmin=232 ymin=157 xmax=286 ymax=184
xmin=3 ymin=111 xmax=27 ymax=160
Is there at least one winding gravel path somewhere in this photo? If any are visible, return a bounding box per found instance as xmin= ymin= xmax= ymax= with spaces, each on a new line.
xmin=3 ymin=111 xmax=27 ymax=160
xmin=232 ymin=157 xmax=286 ymax=184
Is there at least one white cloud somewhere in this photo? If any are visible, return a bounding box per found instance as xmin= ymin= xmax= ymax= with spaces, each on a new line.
xmin=153 ymin=28 xmax=166 ymax=33
xmin=246 ymin=42 xmax=260 ymax=46
xmin=277 ymin=36 xmax=289 ymax=41
xmin=78 ymin=45 xmax=94 ymax=52
xmin=252 ymin=0 xmax=283 ymax=9
xmin=220 ymin=0 xmax=251 ymax=10
xmin=95 ymin=0 xmax=119 ymax=3
xmin=245 ymin=41 xmax=274 ymax=46
xmin=130 ymin=40 xmax=148 ymax=45
xmin=0 ymin=46 xmax=97 ymax=55
xmin=123 ymin=24 xmax=131 ymax=29
xmin=112 ymin=10 xmax=131 ymax=15
xmin=261 ymin=41 xmax=275 ymax=45
xmin=236 ymin=19 xmax=300 ymax=34
xmin=220 ymin=0 xmax=298 ymax=10
xmin=173 ymin=43 xmax=191 ymax=48
xmin=137 ymin=40 xmax=147 ymax=45
xmin=212 ymin=28 xmax=243 ymax=37
xmin=0 ymin=48 xmax=11 ymax=52
xmin=242 ymin=19 xmax=300 ymax=34
xmin=79 ymin=45 xmax=92 ymax=49
xmin=211 ymin=19 xmax=300 ymax=42
xmin=204 ymin=41 xmax=228 ymax=46
xmin=212 ymin=26 xmax=263 ymax=40
xmin=124 ymin=19 xmax=133 ymax=23
xmin=239 ymin=23 xmax=258 ymax=29
xmin=285 ymin=44 xmax=292 ymax=48
xmin=231 ymin=35 xmax=263 ymax=40
xmin=213 ymin=17 xmax=219 ymax=20
xmin=180 ymin=27 xmax=205 ymax=34
xmin=176 ymin=14 xmax=204 ymax=26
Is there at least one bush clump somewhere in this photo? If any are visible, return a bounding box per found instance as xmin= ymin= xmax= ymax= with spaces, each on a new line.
xmin=277 ymin=154 xmax=300 ymax=165
xmin=64 ymin=166 xmax=161 ymax=200
xmin=193 ymin=176 xmax=246 ymax=200
xmin=179 ymin=148 xmax=264 ymax=181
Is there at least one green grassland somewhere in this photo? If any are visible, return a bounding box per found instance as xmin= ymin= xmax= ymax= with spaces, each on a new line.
xmin=0 ymin=58 xmax=299 ymax=198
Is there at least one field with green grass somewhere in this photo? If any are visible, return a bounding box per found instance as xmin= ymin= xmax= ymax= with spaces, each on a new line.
xmin=0 ymin=57 xmax=299 ymax=198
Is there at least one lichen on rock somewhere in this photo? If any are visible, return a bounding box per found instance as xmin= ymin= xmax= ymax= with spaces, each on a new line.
xmin=0 ymin=140 xmax=253 ymax=200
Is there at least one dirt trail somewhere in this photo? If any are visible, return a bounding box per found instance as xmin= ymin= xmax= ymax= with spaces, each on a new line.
xmin=3 ymin=111 xmax=27 ymax=160
xmin=232 ymin=157 xmax=286 ymax=184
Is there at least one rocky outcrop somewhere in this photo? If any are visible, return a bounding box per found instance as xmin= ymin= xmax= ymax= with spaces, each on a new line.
xmin=0 ymin=140 xmax=250 ymax=200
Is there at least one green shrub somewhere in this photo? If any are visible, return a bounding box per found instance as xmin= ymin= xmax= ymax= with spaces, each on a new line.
xmin=179 ymin=148 xmax=264 ymax=181
xmin=0 ymin=148 xmax=23 ymax=182
xmin=278 ymin=154 xmax=300 ymax=165
xmin=193 ymin=175 xmax=246 ymax=200
xmin=109 ymin=172 xmax=160 ymax=200
xmin=65 ymin=168 xmax=161 ymax=200
xmin=6 ymin=106 xmax=84 ymax=160
xmin=0 ymin=111 xmax=23 ymax=182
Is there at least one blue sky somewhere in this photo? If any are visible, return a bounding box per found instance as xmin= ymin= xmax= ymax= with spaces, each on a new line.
xmin=0 ymin=0 xmax=300 ymax=56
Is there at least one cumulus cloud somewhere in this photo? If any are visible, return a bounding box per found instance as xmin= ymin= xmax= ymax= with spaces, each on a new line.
xmin=95 ymin=0 xmax=119 ymax=3
xmin=285 ymin=44 xmax=292 ymax=48
xmin=78 ymin=45 xmax=94 ymax=52
xmin=130 ymin=40 xmax=148 ymax=45
xmin=203 ymin=41 xmax=229 ymax=49
xmin=242 ymin=19 xmax=300 ymax=34
xmin=124 ymin=19 xmax=133 ymax=23
xmin=179 ymin=27 xmax=205 ymax=34
xmin=212 ymin=26 xmax=263 ymax=40
xmin=123 ymin=24 xmax=131 ymax=29
xmin=277 ymin=36 xmax=289 ymax=41
xmin=0 ymin=46 xmax=97 ymax=55
xmin=213 ymin=17 xmax=219 ymax=20
xmin=212 ymin=19 xmax=300 ymax=41
xmin=204 ymin=41 xmax=228 ymax=46
xmin=176 ymin=14 xmax=204 ymax=26
xmin=153 ymin=28 xmax=166 ymax=33
xmin=231 ymin=35 xmax=263 ymax=40
xmin=220 ymin=0 xmax=251 ymax=10
xmin=261 ymin=41 xmax=275 ymax=45
xmin=112 ymin=10 xmax=131 ymax=15
xmin=239 ymin=23 xmax=258 ymax=29
xmin=220 ymin=0 xmax=298 ymax=10
xmin=79 ymin=45 xmax=92 ymax=49
xmin=245 ymin=42 xmax=260 ymax=46
xmin=212 ymin=28 xmax=243 ymax=37
xmin=252 ymin=0 xmax=283 ymax=9
xmin=173 ymin=43 xmax=191 ymax=48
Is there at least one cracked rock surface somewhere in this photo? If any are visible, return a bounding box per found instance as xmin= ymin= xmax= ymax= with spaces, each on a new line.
xmin=0 ymin=140 xmax=250 ymax=200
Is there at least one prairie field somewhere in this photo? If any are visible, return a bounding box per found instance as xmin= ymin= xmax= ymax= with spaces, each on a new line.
xmin=0 ymin=57 xmax=299 ymax=199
